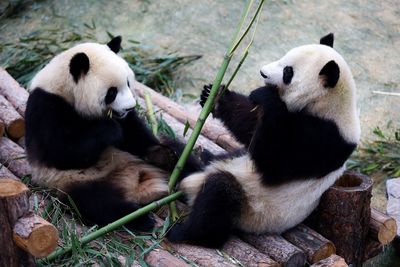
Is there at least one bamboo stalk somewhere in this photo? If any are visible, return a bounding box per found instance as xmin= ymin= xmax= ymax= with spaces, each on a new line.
xmin=144 ymin=90 xmax=158 ymax=136
xmin=167 ymin=0 xmax=265 ymax=221
xmin=40 ymin=191 xmax=183 ymax=263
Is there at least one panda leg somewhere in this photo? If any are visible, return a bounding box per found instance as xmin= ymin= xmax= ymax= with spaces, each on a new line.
xmin=65 ymin=180 xmax=155 ymax=232
xmin=167 ymin=171 xmax=246 ymax=248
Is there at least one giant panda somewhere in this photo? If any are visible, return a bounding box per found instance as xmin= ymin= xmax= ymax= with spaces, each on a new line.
xmin=25 ymin=36 xmax=201 ymax=231
xmin=167 ymin=33 xmax=361 ymax=247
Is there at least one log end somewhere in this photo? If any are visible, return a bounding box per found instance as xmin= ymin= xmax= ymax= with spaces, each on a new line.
xmin=378 ymin=218 xmax=397 ymax=245
xmin=312 ymin=241 xmax=336 ymax=263
xmin=13 ymin=218 xmax=59 ymax=258
xmin=0 ymin=178 xmax=28 ymax=197
xmin=332 ymin=171 xmax=373 ymax=192
xmin=7 ymin=118 xmax=25 ymax=140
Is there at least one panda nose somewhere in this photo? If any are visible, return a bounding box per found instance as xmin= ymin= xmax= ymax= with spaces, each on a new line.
xmin=260 ymin=70 xmax=268 ymax=79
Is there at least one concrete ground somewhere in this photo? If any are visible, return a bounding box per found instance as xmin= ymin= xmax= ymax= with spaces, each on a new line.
xmin=1 ymin=0 xmax=399 ymax=140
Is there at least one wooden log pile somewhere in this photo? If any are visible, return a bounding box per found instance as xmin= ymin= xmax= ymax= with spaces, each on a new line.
xmin=0 ymin=67 xmax=397 ymax=266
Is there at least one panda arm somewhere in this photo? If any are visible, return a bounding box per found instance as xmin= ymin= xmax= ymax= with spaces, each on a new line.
xmin=212 ymin=89 xmax=259 ymax=147
xmin=25 ymin=88 xmax=122 ymax=169
xmin=249 ymin=88 xmax=356 ymax=184
xmin=116 ymin=110 xmax=160 ymax=158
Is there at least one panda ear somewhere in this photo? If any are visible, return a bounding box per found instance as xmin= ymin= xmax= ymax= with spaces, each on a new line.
xmin=319 ymin=60 xmax=340 ymax=88
xmin=320 ymin=33 xmax=334 ymax=47
xmin=107 ymin=36 xmax=122 ymax=53
xmin=69 ymin=53 xmax=90 ymax=83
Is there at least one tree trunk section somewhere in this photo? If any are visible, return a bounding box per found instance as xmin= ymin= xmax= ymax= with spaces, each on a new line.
xmin=310 ymin=254 xmax=348 ymax=267
xmin=0 ymin=68 xmax=29 ymax=116
xmin=0 ymin=137 xmax=31 ymax=178
xmin=223 ymin=237 xmax=280 ymax=267
xmin=0 ymin=178 xmax=35 ymax=267
xmin=369 ymin=207 xmax=397 ymax=245
xmin=282 ymin=224 xmax=335 ymax=264
xmin=306 ymin=171 xmax=372 ymax=266
xmin=0 ymin=95 xmax=25 ymax=140
xmin=241 ymin=234 xmax=306 ymax=267
xmin=13 ymin=212 xmax=59 ymax=258
xmin=144 ymin=246 xmax=190 ymax=267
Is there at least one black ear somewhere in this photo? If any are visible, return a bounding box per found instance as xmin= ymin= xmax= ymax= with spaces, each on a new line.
xmin=107 ymin=36 xmax=122 ymax=53
xmin=320 ymin=33 xmax=334 ymax=47
xmin=319 ymin=60 xmax=340 ymax=88
xmin=69 ymin=53 xmax=90 ymax=83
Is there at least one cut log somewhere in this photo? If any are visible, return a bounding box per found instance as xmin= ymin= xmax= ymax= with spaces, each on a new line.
xmin=241 ymin=234 xmax=306 ymax=267
xmin=310 ymin=254 xmax=348 ymax=267
xmin=133 ymin=81 xmax=242 ymax=151
xmin=306 ymin=171 xmax=373 ymax=265
xmin=369 ymin=208 xmax=397 ymax=245
xmin=223 ymin=237 xmax=280 ymax=267
xmin=0 ymin=165 xmax=19 ymax=180
xmin=13 ymin=212 xmax=59 ymax=258
xmin=0 ymin=179 xmax=35 ymax=267
xmin=0 ymin=68 xmax=29 ymax=116
xmin=163 ymin=240 xmax=237 ymax=267
xmin=144 ymin=246 xmax=190 ymax=267
xmin=282 ymin=224 xmax=335 ymax=264
xmin=0 ymin=137 xmax=31 ymax=178
xmin=0 ymin=95 xmax=25 ymax=139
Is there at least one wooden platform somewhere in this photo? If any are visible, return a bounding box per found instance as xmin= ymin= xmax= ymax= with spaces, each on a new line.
xmin=0 ymin=67 xmax=397 ymax=267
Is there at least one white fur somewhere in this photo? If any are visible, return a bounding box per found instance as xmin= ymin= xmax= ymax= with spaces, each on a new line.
xmin=180 ymin=154 xmax=345 ymax=234
xmin=30 ymin=42 xmax=136 ymax=117
xmin=260 ymin=44 xmax=360 ymax=144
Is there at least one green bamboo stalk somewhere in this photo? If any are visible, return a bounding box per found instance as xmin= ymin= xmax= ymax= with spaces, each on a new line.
xmin=39 ymin=191 xmax=183 ymax=263
xmin=167 ymin=0 xmax=265 ymax=221
xmin=144 ymin=90 xmax=158 ymax=136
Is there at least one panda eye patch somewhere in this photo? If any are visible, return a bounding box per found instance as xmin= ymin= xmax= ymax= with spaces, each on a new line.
xmin=105 ymin=87 xmax=118 ymax=105
xmin=283 ymin=66 xmax=294 ymax=85
xmin=127 ymin=80 xmax=130 ymax=88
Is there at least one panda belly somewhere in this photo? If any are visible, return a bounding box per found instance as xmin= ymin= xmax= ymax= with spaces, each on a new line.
xmin=30 ymin=147 xmax=169 ymax=204
xmin=180 ymin=154 xmax=344 ymax=234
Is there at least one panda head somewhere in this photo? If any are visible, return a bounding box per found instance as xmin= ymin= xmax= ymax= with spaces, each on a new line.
xmin=30 ymin=36 xmax=136 ymax=118
xmin=260 ymin=33 xmax=360 ymax=143
xmin=260 ymin=33 xmax=355 ymax=112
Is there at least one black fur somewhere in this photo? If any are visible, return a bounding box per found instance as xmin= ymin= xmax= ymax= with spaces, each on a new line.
xmin=320 ymin=33 xmax=334 ymax=47
xmin=107 ymin=36 xmax=122 ymax=53
xmin=201 ymin=84 xmax=259 ymax=146
xmin=69 ymin=53 xmax=90 ymax=83
xmin=283 ymin=66 xmax=294 ymax=85
xmin=167 ymin=171 xmax=246 ymax=247
xmin=64 ymin=180 xmax=155 ymax=231
xmin=25 ymin=88 xmax=122 ymax=170
xmin=319 ymin=60 xmax=340 ymax=88
xmin=248 ymin=86 xmax=356 ymax=184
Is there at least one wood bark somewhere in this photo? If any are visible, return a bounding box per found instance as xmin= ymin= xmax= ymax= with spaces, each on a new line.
xmin=0 ymin=95 xmax=25 ymax=139
xmin=0 ymin=119 xmax=4 ymax=139
xmin=362 ymin=238 xmax=382 ymax=261
xmin=310 ymin=254 xmax=348 ymax=267
xmin=223 ymin=237 xmax=280 ymax=267
xmin=134 ymin=81 xmax=242 ymax=151
xmin=0 ymin=68 xmax=29 ymax=116
xmin=0 ymin=164 xmax=19 ymax=180
xmin=282 ymin=224 xmax=335 ymax=264
xmin=0 ymin=137 xmax=31 ymax=178
xmin=163 ymin=240 xmax=237 ymax=267
xmin=13 ymin=212 xmax=59 ymax=258
xmin=369 ymin=207 xmax=397 ymax=245
xmin=241 ymin=234 xmax=306 ymax=267
xmin=144 ymin=246 xmax=190 ymax=267
xmin=0 ymin=178 xmax=35 ymax=267
xmin=306 ymin=171 xmax=373 ymax=265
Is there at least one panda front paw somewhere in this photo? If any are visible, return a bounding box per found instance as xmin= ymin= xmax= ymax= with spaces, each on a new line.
xmin=249 ymin=86 xmax=280 ymax=105
xmin=200 ymin=84 xmax=227 ymax=108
